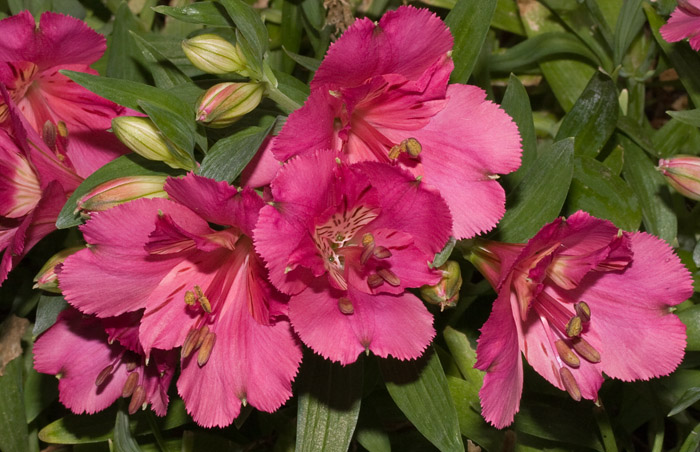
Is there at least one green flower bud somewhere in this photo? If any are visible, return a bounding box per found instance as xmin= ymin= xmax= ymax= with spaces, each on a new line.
xmin=196 ymin=82 xmax=264 ymax=128
xmin=112 ymin=117 xmax=195 ymax=170
xmin=182 ymin=34 xmax=249 ymax=76
xmin=33 ymin=247 xmax=84 ymax=293
xmin=75 ymin=175 xmax=169 ymax=217
xmin=658 ymin=155 xmax=700 ymax=201
xmin=420 ymin=261 xmax=462 ymax=310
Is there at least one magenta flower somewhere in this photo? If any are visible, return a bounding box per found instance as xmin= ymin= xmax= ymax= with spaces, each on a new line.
xmin=0 ymin=86 xmax=82 ymax=284
xmin=658 ymin=154 xmax=700 ymax=200
xmin=254 ymin=151 xmax=452 ymax=364
xmin=660 ymin=0 xmax=700 ymax=50
xmin=273 ymin=6 xmax=521 ymax=240
xmin=0 ymin=11 xmax=129 ymax=177
xmin=469 ymin=211 xmax=692 ymax=428
xmin=34 ymin=308 xmax=176 ymax=415
xmin=59 ymin=173 xmax=301 ymax=427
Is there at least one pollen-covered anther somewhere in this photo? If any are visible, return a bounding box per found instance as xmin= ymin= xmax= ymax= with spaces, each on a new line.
xmin=194 ymin=285 xmax=211 ymax=313
xmin=184 ymin=290 xmax=196 ymax=305
xmin=388 ymin=144 xmax=403 ymax=160
xmin=122 ymin=371 xmax=139 ymax=397
xmin=559 ymin=367 xmax=581 ymax=401
xmin=571 ymin=337 xmax=601 ymax=363
xmin=565 ymin=315 xmax=583 ymax=337
xmin=555 ymin=340 xmax=580 ymax=368
xmin=338 ymin=297 xmax=354 ymax=315
xmin=373 ymin=246 xmax=392 ymax=259
xmin=197 ymin=331 xmax=217 ymax=367
xmin=367 ymin=273 xmax=384 ymax=289
xmin=128 ymin=385 xmax=147 ymax=414
xmin=377 ymin=268 xmax=401 ymax=286
xmin=362 ymin=233 xmax=374 ymax=246
xmin=403 ymin=138 xmax=422 ymax=157
xmin=574 ymin=301 xmax=591 ymax=322
xmin=95 ymin=364 xmax=114 ymax=386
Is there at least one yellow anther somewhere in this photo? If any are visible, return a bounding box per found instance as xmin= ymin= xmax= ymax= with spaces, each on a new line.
xmin=388 ymin=144 xmax=402 ymax=160
xmin=184 ymin=290 xmax=196 ymax=305
xmin=565 ymin=316 xmax=583 ymax=337
xmin=574 ymin=301 xmax=591 ymax=322
xmin=403 ymin=138 xmax=421 ymax=157
xmin=362 ymin=233 xmax=375 ymax=246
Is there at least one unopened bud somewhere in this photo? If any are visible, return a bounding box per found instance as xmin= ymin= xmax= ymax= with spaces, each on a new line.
xmin=75 ymin=176 xmax=168 ymax=216
xmin=658 ymin=155 xmax=700 ymax=201
xmin=182 ymin=34 xmax=249 ymax=76
xmin=33 ymin=246 xmax=84 ymax=293
xmin=112 ymin=117 xmax=195 ymax=170
xmin=419 ymin=261 xmax=462 ymax=310
xmin=196 ymin=82 xmax=264 ymax=128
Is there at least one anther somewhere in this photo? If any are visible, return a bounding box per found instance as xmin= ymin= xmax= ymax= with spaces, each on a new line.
xmin=194 ymin=286 xmax=211 ymax=313
xmin=574 ymin=301 xmax=591 ymax=322
xmin=181 ymin=328 xmax=198 ymax=358
xmin=559 ymin=367 xmax=581 ymax=401
xmin=404 ymin=138 xmax=421 ymax=157
xmin=95 ymin=365 xmax=114 ymax=386
xmin=197 ymin=332 xmax=216 ymax=367
xmin=125 ymin=361 xmax=138 ymax=372
xmin=571 ymin=337 xmax=601 ymax=363
xmin=184 ymin=290 xmax=196 ymax=305
xmin=195 ymin=325 xmax=210 ymax=350
xmin=128 ymin=385 xmax=147 ymax=414
xmin=555 ymin=340 xmax=580 ymax=368
xmin=122 ymin=372 xmax=139 ymax=397
xmin=362 ymin=233 xmax=374 ymax=246
xmin=388 ymin=145 xmax=402 ymax=160
xmin=338 ymin=297 xmax=354 ymax=315
xmin=373 ymin=246 xmax=392 ymax=259
xmin=377 ymin=268 xmax=401 ymax=287
xmin=42 ymin=121 xmax=57 ymax=150
xmin=367 ymin=273 xmax=384 ymax=289
xmin=565 ymin=316 xmax=583 ymax=337
xmin=361 ymin=241 xmax=375 ymax=265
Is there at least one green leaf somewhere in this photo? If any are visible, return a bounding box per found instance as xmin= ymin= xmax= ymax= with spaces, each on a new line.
xmin=492 ymin=0 xmax=526 ymax=35
xmin=645 ymin=3 xmax=700 ymax=107
xmin=489 ymin=32 xmax=599 ymax=74
xmin=280 ymin=0 xmax=303 ymax=73
xmin=678 ymin=304 xmax=700 ymax=351
xmin=653 ymin=118 xmax=700 ymax=158
xmin=555 ymin=72 xmax=618 ymax=157
xmin=138 ymin=99 xmax=196 ymax=165
xmin=381 ymin=347 xmax=464 ymax=452
xmin=355 ymin=428 xmax=391 ymax=452
xmin=107 ymin=3 xmax=147 ymax=83
xmin=199 ymin=117 xmax=276 ymax=182
xmin=497 ymin=138 xmax=575 ymax=243
xmin=296 ymin=352 xmax=363 ymax=452
xmin=219 ymin=0 xmax=269 ymax=68
xmin=445 ymin=0 xmax=497 ymax=83
xmin=152 ymin=2 xmax=231 ymax=26
xmin=616 ymin=115 xmax=657 ymax=157
xmin=668 ymin=109 xmax=700 ymax=128
xmin=679 ymin=423 xmax=700 ymax=452
xmin=566 ymin=155 xmax=641 ymax=230
xmin=282 ymin=47 xmax=321 ymax=72
xmin=613 ymin=0 xmax=644 ymax=66
xmin=56 ymin=155 xmax=176 ymax=229
xmin=501 ymin=74 xmax=537 ymax=187
xmin=0 ymin=358 xmax=30 ymax=452
xmin=620 ymin=136 xmax=677 ymax=242
xmin=32 ymin=294 xmax=68 ymax=337
xmin=130 ymin=32 xmax=191 ymax=89
xmin=114 ymin=408 xmax=141 ymax=452
xmin=447 ymin=378 xmax=503 ymax=451
xmin=431 ymin=237 xmax=456 ymax=269
xmin=668 ymin=387 xmax=700 ymax=417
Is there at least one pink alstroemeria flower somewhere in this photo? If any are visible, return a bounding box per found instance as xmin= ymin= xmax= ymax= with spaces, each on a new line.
xmin=273 ymin=6 xmax=521 ymax=240
xmin=661 ymin=0 xmax=700 ymax=50
xmin=34 ymin=308 xmax=176 ymax=415
xmin=0 ymin=86 xmax=82 ymax=284
xmin=59 ymin=173 xmax=301 ymax=427
xmin=255 ymin=151 xmax=452 ymax=364
xmin=469 ymin=211 xmax=692 ymax=428
xmin=0 ymin=11 xmax=128 ymax=176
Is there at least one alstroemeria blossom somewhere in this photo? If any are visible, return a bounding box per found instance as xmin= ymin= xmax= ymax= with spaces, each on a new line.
xmin=0 ymin=86 xmax=81 ymax=284
xmin=470 ymin=211 xmax=692 ymax=428
xmin=0 ymin=10 xmax=128 ymax=176
xmin=274 ymin=6 xmax=521 ymax=240
xmin=255 ymin=151 xmax=451 ymax=364
xmin=660 ymin=0 xmax=700 ymax=50
xmin=34 ymin=308 xmax=176 ymax=415
xmin=59 ymin=173 xmax=301 ymax=427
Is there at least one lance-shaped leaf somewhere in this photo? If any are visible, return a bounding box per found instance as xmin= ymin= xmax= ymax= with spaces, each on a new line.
xmin=445 ymin=0 xmax=497 ymax=83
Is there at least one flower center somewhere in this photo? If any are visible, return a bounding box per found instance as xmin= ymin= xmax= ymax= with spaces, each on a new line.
xmin=95 ymin=350 xmax=150 ymax=415
xmin=0 ymin=62 xmax=39 ymax=123
xmin=181 ymin=284 xmax=217 ymax=367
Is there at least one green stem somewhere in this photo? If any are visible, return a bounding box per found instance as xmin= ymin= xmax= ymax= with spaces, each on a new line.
xmin=594 ymin=403 xmax=619 ymax=452
xmin=265 ymin=84 xmax=302 ymax=113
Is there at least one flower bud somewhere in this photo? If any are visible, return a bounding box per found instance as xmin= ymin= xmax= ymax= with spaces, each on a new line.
xmin=75 ymin=175 xmax=169 ymax=216
xmin=33 ymin=247 xmax=84 ymax=293
xmin=657 ymin=155 xmax=700 ymax=201
xmin=112 ymin=117 xmax=195 ymax=170
xmin=182 ymin=34 xmax=249 ymax=76
xmin=419 ymin=261 xmax=463 ymax=310
xmin=196 ymin=82 xmax=264 ymax=128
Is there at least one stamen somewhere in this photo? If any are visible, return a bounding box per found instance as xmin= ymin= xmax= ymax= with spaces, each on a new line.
xmin=128 ymin=385 xmax=147 ymax=414
xmin=95 ymin=365 xmax=114 ymax=386
xmin=388 ymin=145 xmax=402 ymax=160
xmin=574 ymin=301 xmax=591 ymax=322
xmin=373 ymin=246 xmax=392 ymax=259
xmin=377 ymin=268 xmax=400 ymax=286
xmin=184 ymin=290 xmax=196 ymax=305
xmin=197 ymin=332 xmax=217 ymax=367
xmin=182 ymin=328 xmax=198 ymax=358
xmin=125 ymin=361 xmax=138 ymax=372
xmin=362 ymin=233 xmax=374 ymax=246
xmin=194 ymin=325 xmax=209 ymax=350
xmin=559 ymin=367 xmax=581 ymax=401
xmin=555 ymin=340 xmax=580 ymax=368
xmin=42 ymin=121 xmax=57 ymax=150
xmin=194 ymin=285 xmax=211 ymax=313
xmin=404 ymin=138 xmax=421 ymax=157
xmin=367 ymin=273 xmax=384 ymax=289
xmin=571 ymin=337 xmax=601 ymax=363
xmin=338 ymin=297 xmax=354 ymax=315
xmin=565 ymin=316 xmax=583 ymax=337
xmin=122 ymin=372 xmax=139 ymax=397
xmin=360 ymin=241 xmax=375 ymax=265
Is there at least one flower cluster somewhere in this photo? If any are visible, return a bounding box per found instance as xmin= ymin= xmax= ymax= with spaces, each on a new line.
xmin=13 ymin=5 xmax=693 ymax=435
